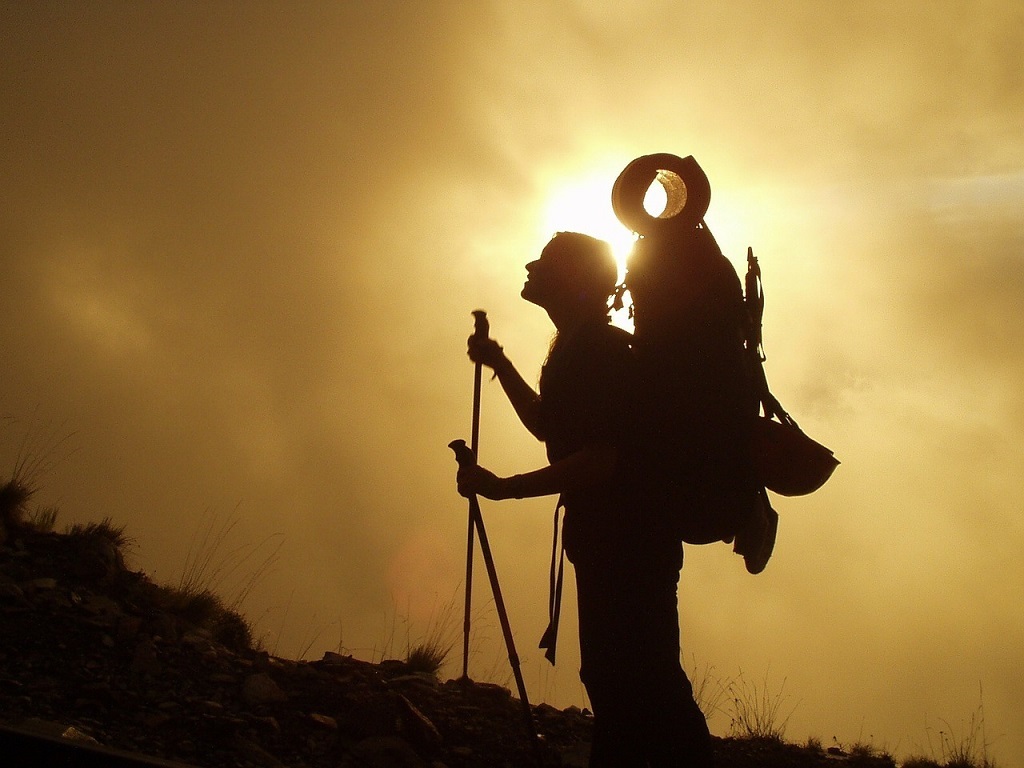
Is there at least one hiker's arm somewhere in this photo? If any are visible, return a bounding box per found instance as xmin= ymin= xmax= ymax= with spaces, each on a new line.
xmin=467 ymin=336 xmax=545 ymax=440
xmin=456 ymin=444 xmax=617 ymax=501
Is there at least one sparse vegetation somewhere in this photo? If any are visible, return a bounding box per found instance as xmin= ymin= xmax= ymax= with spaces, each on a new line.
xmin=402 ymin=591 xmax=459 ymax=678
xmin=906 ymin=691 xmax=999 ymax=768
xmin=27 ymin=504 xmax=60 ymax=532
xmin=331 ymin=593 xmax=459 ymax=677
xmin=177 ymin=505 xmax=283 ymax=615
xmin=66 ymin=516 xmax=132 ymax=550
xmin=1 ymin=414 xmax=77 ymax=545
xmin=725 ymin=668 xmax=797 ymax=741
xmin=0 ymin=414 xmax=76 ymax=524
xmin=405 ymin=635 xmax=452 ymax=676
xmin=148 ymin=581 xmax=255 ymax=652
xmin=687 ymin=657 xmax=730 ymax=725
xmin=0 ymin=478 xmax=33 ymax=530
xmin=160 ymin=506 xmax=287 ymax=654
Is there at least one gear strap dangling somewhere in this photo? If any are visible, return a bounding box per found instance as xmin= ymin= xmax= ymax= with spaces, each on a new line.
xmin=538 ymin=498 xmax=566 ymax=665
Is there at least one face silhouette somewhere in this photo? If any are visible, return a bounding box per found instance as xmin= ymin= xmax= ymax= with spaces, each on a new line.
xmin=521 ymin=238 xmax=580 ymax=311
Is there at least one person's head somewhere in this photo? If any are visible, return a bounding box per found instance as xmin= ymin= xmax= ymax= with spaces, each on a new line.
xmin=521 ymin=232 xmax=618 ymax=321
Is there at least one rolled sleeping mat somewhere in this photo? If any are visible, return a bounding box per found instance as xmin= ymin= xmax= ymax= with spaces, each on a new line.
xmin=612 ymin=153 xmax=711 ymax=237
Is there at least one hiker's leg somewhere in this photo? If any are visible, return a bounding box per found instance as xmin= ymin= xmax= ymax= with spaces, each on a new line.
xmin=574 ymin=558 xmax=646 ymax=768
xmin=638 ymin=543 xmax=714 ymax=768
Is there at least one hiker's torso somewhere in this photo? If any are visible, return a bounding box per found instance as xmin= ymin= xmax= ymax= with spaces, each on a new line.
xmin=538 ymin=320 xmax=638 ymax=561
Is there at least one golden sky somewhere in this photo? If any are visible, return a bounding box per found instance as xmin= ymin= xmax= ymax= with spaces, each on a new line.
xmin=2 ymin=2 xmax=1022 ymax=763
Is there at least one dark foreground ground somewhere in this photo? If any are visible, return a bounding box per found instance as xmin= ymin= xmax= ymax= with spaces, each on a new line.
xmin=0 ymin=524 xmax=896 ymax=768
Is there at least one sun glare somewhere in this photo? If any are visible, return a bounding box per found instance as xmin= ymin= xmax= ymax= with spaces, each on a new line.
xmin=537 ymin=169 xmax=692 ymax=331
xmin=537 ymin=170 xmax=687 ymax=278
xmin=538 ymin=174 xmax=638 ymax=280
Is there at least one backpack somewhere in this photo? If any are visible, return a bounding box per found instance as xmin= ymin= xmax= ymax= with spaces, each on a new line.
xmin=612 ymin=154 xmax=839 ymax=567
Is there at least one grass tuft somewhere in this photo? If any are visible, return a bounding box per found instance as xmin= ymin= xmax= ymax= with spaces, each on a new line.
xmin=403 ymin=592 xmax=458 ymax=678
xmin=687 ymin=657 xmax=730 ymax=726
xmin=66 ymin=517 xmax=132 ymax=550
xmin=27 ymin=505 xmax=59 ymax=532
xmin=177 ymin=506 xmax=283 ymax=614
xmin=2 ymin=413 xmax=77 ymax=536
xmin=725 ymin=668 xmax=797 ymax=741
xmin=405 ymin=636 xmax=452 ymax=677
xmin=150 ymin=582 xmax=255 ymax=653
xmin=0 ymin=479 xmax=34 ymax=528
xmin=915 ymin=688 xmax=999 ymax=768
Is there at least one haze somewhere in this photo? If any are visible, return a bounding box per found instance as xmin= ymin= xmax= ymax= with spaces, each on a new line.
xmin=2 ymin=2 xmax=1021 ymax=764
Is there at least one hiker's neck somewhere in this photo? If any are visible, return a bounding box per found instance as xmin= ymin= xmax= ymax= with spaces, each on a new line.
xmin=546 ymin=305 xmax=606 ymax=335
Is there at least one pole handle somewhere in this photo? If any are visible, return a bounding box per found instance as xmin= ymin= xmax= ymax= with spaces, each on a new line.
xmin=471 ymin=309 xmax=489 ymax=341
xmin=448 ymin=439 xmax=476 ymax=469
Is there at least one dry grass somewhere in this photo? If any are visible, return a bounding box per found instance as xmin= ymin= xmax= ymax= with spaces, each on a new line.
xmin=149 ymin=582 xmax=255 ymax=652
xmin=403 ymin=592 xmax=458 ymax=677
xmin=1 ymin=414 xmax=76 ymax=527
xmin=169 ymin=506 xmax=283 ymax=653
xmin=687 ymin=657 xmax=730 ymax=725
xmin=908 ymin=692 xmax=999 ymax=768
xmin=177 ymin=506 xmax=283 ymax=614
xmin=406 ymin=636 xmax=453 ymax=676
xmin=724 ymin=668 xmax=797 ymax=741
xmin=66 ymin=517 xmax=132 ymax=549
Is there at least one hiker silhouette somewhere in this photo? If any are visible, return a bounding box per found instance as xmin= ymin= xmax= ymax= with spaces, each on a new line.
xmin=456 ymin=232 xmax=715 ymax=768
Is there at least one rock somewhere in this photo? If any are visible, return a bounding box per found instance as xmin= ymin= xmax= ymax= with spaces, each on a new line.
xmin=397 ymin=694 xmax=443 ymax=757
xmin=228 ymin=734 xmax=288 ymax=768
xmin=341 ymin=735 xmax=427 ymax=768
xmin=61 ymin=725 xmax=100 ymax=744
xmin=131 ymin=638 xmax=162 ymax=676
xmin=24 ymin=577 xmax=58 ymax=592
xmin=0 ymin=574 xmax=27 ymax=604
xmin=81 ymin=594 xmax=123 ymax=617
xmin=241 ymin=673 xmax=287 ymax=705
xmin=320 ymin=650 xmax=351 ymax=665
xmin=557 ymin=740 xmax=591 ymax=767
xmin=309 ymin=712 xmax=338 ymax=730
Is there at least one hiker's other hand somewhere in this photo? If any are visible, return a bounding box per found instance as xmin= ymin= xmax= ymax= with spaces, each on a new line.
xmin=457 ymin=464 xmax=507 ymax=500
xmin=467 ymin=335 xmax=505 ymax=370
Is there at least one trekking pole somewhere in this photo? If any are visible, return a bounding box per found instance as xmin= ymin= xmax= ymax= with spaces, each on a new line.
xmin=462 ymin=310 xmax=488 ymax=680
xmin=449 ymin=439 xmax=540 ymax=757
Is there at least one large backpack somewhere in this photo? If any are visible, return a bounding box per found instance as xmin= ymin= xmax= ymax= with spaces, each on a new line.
xmin=612 ymin=154 xmax=838 ymax=563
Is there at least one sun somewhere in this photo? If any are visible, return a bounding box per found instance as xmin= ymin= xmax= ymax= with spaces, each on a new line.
xmin=537 ymin=169 xmax=680 ymax=330
xmin=537 ymin=170 xmax=682 ymax=278
xmin=537 ymin=173 xmax=638 ymax=280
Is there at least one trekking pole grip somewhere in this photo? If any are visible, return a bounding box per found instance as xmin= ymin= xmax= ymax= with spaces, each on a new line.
xmin=471 ymin=309 xmax=489 ymax=341
xmin=449 ymin=439 xmax=476 ymax=469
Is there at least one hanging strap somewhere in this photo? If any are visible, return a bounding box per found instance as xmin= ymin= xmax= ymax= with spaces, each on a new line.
xmin=537 ymin=497 xmax=566 ymax=665
xmin=745 ymin=246 xmax=796 ymax=427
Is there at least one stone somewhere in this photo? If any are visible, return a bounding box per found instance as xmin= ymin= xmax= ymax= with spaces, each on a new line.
xmin=341 ymin=735 xmax=427 ymax=768
xmin=241 ymin=673 xmax=287 ymax=705
xmin=61 ymin=725 xmax=99 ymax=744
xmin=131 ymin=638 xmax=162 ymax=676
xmin=397 ymin=694 xmax=443 ymax=756
xmin=24 ymin=577 xmax=58 ymax=591
xmin=309 ymin=712 xmax=337 ymax=729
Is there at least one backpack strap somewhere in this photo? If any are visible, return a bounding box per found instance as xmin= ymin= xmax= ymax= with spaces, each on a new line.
xmin=745 ymin=247 xmax=798 ymax=428
xmin=537 ymin=497 xmax=566 ymax=665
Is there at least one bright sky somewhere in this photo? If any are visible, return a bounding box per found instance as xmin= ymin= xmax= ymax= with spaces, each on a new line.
xmin=2 ymin=2 xmax=1022 ymax=764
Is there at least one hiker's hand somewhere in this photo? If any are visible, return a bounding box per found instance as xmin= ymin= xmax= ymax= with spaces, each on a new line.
xmin=467 ymin=335 xmax=506 ymax=372
xmin=457 ymin=464 xmax=509 ymax=500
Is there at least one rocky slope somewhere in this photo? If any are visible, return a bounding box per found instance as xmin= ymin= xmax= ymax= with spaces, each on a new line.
xmin=0 ymin=522 xmax=897 ymax=768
